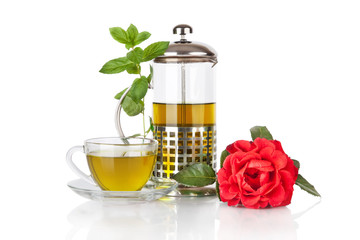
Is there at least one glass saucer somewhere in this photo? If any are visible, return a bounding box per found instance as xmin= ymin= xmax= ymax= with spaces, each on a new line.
xmin=67 ymin=178 xmax=178 ymax=202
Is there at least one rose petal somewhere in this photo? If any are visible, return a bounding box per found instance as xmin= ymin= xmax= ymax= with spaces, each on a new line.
xmin=217 ymin=168 xmax=228 ymax=184
xmin=279 ymin=170 xmax=296 ymax=188
xmin=259 ymin=199 xmax=269 ymax=208
xmin=259 ymin=147 xmax=275 ymax=161
xmin=259 ymin=172 xmax=270 ymax=185
xmin=227 ymin=197 xmax=241 ymax=206
xmin=282 ymin=157 xmax=299 ymax=181
xmin=242 ymin=181 xmax=255 ymax=193
xmin=267 ymin=185 xmax=286 ymax=207
xmin=238 ymin=152 xmax=262 ymax=167
xmin=253 ymin=138 xmax=276 ymax=153
xmin=225 ymin=151 xmax=247 ymax=174
xmin=263 ymin=172 xmax=281 ymax=195
xmin=229 ymin=183 xmax=240 ymax=194
xmin=226 ymin=140 xmax=254 ymax=154
xmin=223 ymin=154 xmax=233 ymax=173
xmin=240 ymin=194 xmax=261 ymax=208
xmin=256 ymin=181 xmax=273 ymax=195
xmin=219 ymin=183 xmax=237 ymax=201
xmin=271 ymin=140 xmax=285 ymax=153
xmin=279 ymin=170 xmax=296 ymax=206
xmin=248 ymin=159 xmax=274 ymax=172
xmin=248 ymin=159 xmax=271 ymax=168
xmin=269 ymin=150 xmax=288 ymax=170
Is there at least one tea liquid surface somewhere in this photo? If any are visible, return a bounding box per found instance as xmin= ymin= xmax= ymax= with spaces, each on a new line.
xmin=153 ymin=103 xmax=216 ymax=127
xmin=87 ymin=153 xmax=156 ymax=191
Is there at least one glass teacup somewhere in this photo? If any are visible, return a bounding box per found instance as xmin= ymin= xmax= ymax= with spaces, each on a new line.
xmin=66 ymin=137 xmax=158 ymax=191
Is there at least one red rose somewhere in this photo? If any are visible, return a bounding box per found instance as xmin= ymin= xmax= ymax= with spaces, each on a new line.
xmin=217 ymin=138 xmax=298 ymax=209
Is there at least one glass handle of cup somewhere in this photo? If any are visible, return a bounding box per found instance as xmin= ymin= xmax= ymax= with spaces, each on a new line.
xmin=66 ymin=145 xmax=95 ymax=185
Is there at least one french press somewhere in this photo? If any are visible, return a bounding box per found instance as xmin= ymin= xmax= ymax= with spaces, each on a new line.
xmin=152 ymin=24 xmax=218 ymax=183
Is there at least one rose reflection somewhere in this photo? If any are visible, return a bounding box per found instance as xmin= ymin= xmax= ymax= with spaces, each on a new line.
xmin=217 ymin=205 xmax=298 ymax=240
xmin=67 ymin=200 xmax=177 ymax=240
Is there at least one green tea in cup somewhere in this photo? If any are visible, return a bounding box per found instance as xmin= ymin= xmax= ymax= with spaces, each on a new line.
xmin=66 ymin=137 xmax=157 ymax=191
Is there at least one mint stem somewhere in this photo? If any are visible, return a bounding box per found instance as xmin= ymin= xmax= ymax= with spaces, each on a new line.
xmin=142 ymin=98 xmax=145 ymax=138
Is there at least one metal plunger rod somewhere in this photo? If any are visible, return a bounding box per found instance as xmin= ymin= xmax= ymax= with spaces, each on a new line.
xmin=181 ymin=62 xmax=186 ymax=125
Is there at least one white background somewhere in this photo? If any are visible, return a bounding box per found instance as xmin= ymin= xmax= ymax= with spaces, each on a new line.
xmin=1 ymin=0 xmax=359 ymax=239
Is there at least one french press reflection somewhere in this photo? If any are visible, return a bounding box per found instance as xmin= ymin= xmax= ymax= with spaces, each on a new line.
xmin=152 ymin=24 xmax=218 ymax=181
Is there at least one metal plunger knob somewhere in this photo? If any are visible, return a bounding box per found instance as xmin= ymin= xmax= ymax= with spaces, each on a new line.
xmin=173 ymin=24 xmax=193 ymax=42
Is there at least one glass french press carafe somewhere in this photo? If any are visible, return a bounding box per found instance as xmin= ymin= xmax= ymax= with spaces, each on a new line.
xmin=152 ymin=24 xmax=218 ymax=193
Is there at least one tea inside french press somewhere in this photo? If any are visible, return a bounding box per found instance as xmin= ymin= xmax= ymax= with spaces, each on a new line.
xmin=152 ymin=25 xmax=217 ymax=189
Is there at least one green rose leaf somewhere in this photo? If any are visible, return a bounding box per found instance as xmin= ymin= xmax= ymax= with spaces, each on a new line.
xmin=142 ymin=41 xmax=170 ymax=62
xmin=126 ymin=47 xmax=144 ymax=64
xmin=126 ymin=63 xmax=141 ymax=74
xmin=99 ymin=57 xmax=132 ymax=74
xmin=134 ymin=31 xmax=151 ymax=46
xmin=220 ymin=149 xmax=230 ymax=168
xmin=129 ymin=76 xmax=148 ymax=102
xmin=292 ymin=159 xmax=300 ymax=169
xmin=295 ymin=174 xmax=321 ymax=197
xmin=250 ymin=126 xmax=274 ymax=141
xmin=172 ymin=163 xmax=216 ymax=187
xmin=109 ymin=27 xmax=129 ymax=44
xmin=216 ymin=180 xmax=221 ymax=201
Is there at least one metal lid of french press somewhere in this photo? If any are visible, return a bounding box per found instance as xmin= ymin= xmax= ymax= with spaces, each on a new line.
xmin=154 ymin=24 xmax=218 ymax=65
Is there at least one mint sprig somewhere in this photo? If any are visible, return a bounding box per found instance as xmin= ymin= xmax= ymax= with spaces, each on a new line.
xmin=100 ymin=24 xmax=169 ymax=137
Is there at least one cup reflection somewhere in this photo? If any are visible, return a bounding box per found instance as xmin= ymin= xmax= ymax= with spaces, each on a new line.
xmin=67 ymin=200 xmax=177 ymax=240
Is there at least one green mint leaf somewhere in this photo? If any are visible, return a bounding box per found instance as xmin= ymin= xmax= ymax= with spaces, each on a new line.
xmin=99 ymin=57 xmax=132 ymax=74
xmin=126 ymin=24 xmax=139 ymax=48
xmin=172 ymin=163 xmax=216 ymax=187
xmin=134 ymin=31 xmax=151 ymax=46
xmin=127 ymin=133 xmax=142 ymax=138
xmin=129 ymin=76 xmax=148 ymax=102
xmin=144 ymin=117 xmax=154 ymax=136
xmin=114 ymin=88 xmax=143 ymax=116
xmin=109 ymin=27 xmax=129 ymax=44
xmin=295 ymin=174 xmax=321 ymax=197
xmin=126 ymin=47 xmax=144 ymax=64
xmin=114 ymin=88 xmax=128 ymax=100
xmin=147 ymin=65 xmax=153 ymax=84
xmin=122 ymin=96 xmax=144 ymax=116
xmin=125 ymin=43 xmax=132 ymax=50
xmin=142 ymin=41 xmax=170 ymax=62
xmin=250 ymin=126 xmax=274 ymax=141
xmin=292 ymin=159 xmax=300 ymax=169
xmin=149 ymin=116 xmax=154 ymax=132
xmin=126 ymin=63 xmax=141 ymax=74
xmin=220 ymin=149 xmax=230 ymax=168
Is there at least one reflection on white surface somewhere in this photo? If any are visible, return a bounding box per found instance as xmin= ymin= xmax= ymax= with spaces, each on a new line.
xmin=217 ymin=205 xmax=297 ymax=240
xmin=67 ymin=200 xmax=177 ymax=240
xmin=172 ymin=197 xmax=218 ymax=240
xmin=67 ymin=197 xmax=320 ymax=240
xmin=216 ymin=200 xmax=320 ymax=240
